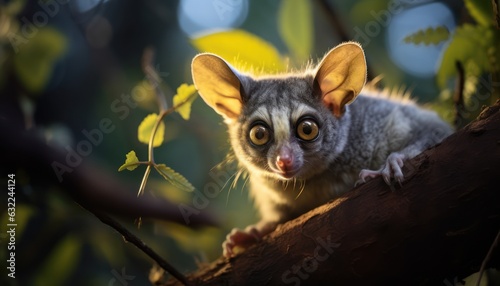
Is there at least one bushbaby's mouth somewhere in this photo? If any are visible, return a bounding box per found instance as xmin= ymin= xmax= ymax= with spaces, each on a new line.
xmin=271 ymin=167 xmax=300 ymax=180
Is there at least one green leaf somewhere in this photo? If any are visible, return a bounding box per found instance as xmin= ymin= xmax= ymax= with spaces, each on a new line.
xmin=34 ymin=235 xmax=81 ymax=286
xmin=278 ymin=0 xmax=313 ymax=62
xmin=138 ymin=113 xmax=165 ymax=147
xmin=13 ymin=27 xmax=67 ymax=93
xmin=437 ymin=24 xmax=497 ymax=88
xmin=173 ymin=83 xmax=197 ymax=120
xmin=154 ymin=164 xmax=195 ymax=192
xmin=191 ymin=29 xmax=286 ymax=74
xmin=118 ymin=150 xmax=140 ymax=171
xmin=464 ymin=0 xmax=493 ymax=26
xmin=403 ymin=26 xmax=450 ymax=46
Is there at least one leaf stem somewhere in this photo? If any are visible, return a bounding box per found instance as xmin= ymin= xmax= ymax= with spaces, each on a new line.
xmin=142 ymin=47 xmax=169 ymax=112
xmin=139 ymin=47 xmax=198 ymax=197
xmin=147 ymin=111 xmax=168 ymax=164
xmin=138 ymin=164 xmax=152 ymax=196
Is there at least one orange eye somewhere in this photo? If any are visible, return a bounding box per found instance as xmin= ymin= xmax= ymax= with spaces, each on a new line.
xmin=297 ymin=119 xmax=319 ymax=141
xmin=249 ymin=124 xmax=270 ymax=146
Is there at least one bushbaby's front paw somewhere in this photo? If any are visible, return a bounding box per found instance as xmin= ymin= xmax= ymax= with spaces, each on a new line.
xmin=357 ymin=153 xmax=406 ymax=186
xmin=222 ymin=226 xmax=261 ymax=257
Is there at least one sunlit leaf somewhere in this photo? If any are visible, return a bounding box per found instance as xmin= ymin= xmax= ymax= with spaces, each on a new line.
xmin=278 ymin=0 xmax=313 ymax=62
xmin=118 ymin=150 xmax=140 ymax=171
xmin=191 ymin=29 xmax=286 ymax=74
xmin=34 ymin=235 xmax=81 ymax=286
xmin=13 ymin=27 xmax=67 ymax=93
xmin=173 ymin=83 xmax=197 ymax=120
xmin=403 ymin=26 xmax=450 ymax=46
xmin=138 ymin=113 xmax=165 ymax=147
xmin=464 ymin=0 xmax=494 ymax=26
xmin=437 ymin=24 xmax=497 ymax=88
xmin=154 ymin=164 xmax=195 ymax=192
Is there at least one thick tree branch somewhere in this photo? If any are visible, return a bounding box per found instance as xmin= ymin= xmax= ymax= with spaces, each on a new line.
xmin=162 ymin=100 xmax=500 ymax=285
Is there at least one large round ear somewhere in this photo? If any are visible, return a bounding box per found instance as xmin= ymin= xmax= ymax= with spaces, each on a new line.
xmin=191 ymin=53 xmax=243 ymax=120
xmin=314 ymin=42 xmax=367 ymax=117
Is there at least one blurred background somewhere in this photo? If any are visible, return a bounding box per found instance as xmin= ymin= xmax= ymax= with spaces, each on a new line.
xmin=0 ymin=0 xmax=499 ymax=285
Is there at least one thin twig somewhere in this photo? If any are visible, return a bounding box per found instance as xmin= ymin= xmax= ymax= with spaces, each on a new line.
xmin=138 ymin=164 xmax=152 ymax=196
xmin=142 ymin=47 xmax=169 ymax=112
xmin=454 ymin=60 xmax=465 ymax=129
xmin=90 ymin=210 xmax=191 ymax=286
xmin=475 ymin=230 xmax=500 ymax=286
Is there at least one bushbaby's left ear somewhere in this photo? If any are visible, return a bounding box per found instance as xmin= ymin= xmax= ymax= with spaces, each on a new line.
xmin=314 ymin=42 xmax=367 ymax=117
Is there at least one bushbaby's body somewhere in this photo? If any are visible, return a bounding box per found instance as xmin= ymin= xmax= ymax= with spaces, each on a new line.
xmin=191 ymin=42 xmax=453 ymax=256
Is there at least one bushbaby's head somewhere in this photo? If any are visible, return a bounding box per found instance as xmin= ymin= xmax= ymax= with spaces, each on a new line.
xmin=191 ymin=42 xmax=367 ymax=181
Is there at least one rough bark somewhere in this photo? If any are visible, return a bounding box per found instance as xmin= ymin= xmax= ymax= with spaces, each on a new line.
xmin=163 ymin=100 xmax=500 ymax=286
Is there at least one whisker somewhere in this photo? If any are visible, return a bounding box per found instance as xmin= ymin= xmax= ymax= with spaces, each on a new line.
xmin=241 ymin=172 xmax=250 ymax=193
xmin=295 ymin=180 xmax=306 ymax=200
xmin=225 ymin=169 xmax=241 ymax=206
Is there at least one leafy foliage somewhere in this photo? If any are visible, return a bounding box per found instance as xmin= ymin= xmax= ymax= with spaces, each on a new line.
xmin=404 ymin=1 xmax=500 ymax=126
xmin=403 ymin=26 xmax=450 ymax=46
xmin=437 ymin=24 xmax=498 ymax=88
xmin=119 ymin=82 xmax=198 ymax=195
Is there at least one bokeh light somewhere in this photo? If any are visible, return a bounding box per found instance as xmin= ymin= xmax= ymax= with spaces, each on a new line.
xmin=386 ymin=2 xmax=455 ymax=77
xmin=178 ymin=0 xmax=249 ymax=37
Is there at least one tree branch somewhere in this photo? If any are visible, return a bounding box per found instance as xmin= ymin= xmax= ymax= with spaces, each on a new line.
xmin=161 ymin=100 xmax=500 ymax=285
xmin=90 ymin=211 xmax=190 ymax=285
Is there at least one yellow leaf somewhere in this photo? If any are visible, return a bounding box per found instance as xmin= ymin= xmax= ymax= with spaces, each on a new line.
xmin=138 ymin=113 xmax=165 ymax=147
xmin=191 ymin=29 xmax=286 ymax=74
xmin=278 ymin=0 xmax=313 ymax=62
xmin=118 ymin=150 xmax=139 ymax=171
xmin=173 ymin=83 xmax=197 ymax=120
xmin=13 ymin=27 xmax=67 ymax=93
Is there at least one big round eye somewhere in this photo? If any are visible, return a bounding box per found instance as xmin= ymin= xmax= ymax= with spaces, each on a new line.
xmin=297 ymin=119 xmax=319 ymax=141
xmin=249 ymin=124 xmax=271 ymax=146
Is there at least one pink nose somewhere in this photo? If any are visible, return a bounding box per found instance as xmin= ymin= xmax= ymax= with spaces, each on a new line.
xmin=276 ymin=152 xmax=293 ymax=171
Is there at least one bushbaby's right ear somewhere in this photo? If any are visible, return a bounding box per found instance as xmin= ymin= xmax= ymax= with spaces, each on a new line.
xmin=191 ymin=54 xmax=243 ymax=120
